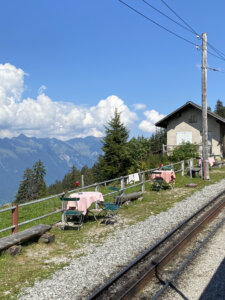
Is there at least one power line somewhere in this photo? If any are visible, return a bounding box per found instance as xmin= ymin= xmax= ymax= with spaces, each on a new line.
xmin=160 ymin=0 xmax=198 ymax=36
xmin=207 ymin=49 xmax=225 ymax=61
xmin=118 ymin=0 xmax=199 ymax=47
xmin=142 ymin=0 xmax=194 ymax=34
xmin=160 ymin=0 xmax=225 ymax=61
xmin=119 ymin=0 xmax=225 ymax=63
xmin=207 ymin=42 xmax=225 ymax=60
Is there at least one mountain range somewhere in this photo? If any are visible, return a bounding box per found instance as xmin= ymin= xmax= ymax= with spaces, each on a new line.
xmin=0 ymin=134 xmax=102 ymax=205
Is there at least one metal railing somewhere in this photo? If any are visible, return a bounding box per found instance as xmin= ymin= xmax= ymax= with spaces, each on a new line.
xmin=0 ymin=160 xmax=189 ymax=236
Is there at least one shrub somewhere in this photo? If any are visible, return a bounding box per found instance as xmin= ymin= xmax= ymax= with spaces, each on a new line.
xmin=171 ymin=142 xmax=198 ymax=162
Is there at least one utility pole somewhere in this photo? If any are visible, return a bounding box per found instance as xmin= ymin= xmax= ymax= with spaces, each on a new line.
xmin=201 ymin=32 xmax=209 ymax=180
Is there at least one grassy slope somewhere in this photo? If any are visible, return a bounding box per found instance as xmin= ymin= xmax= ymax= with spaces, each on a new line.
xmin=0 ymin=167 xmax=225 ymax=299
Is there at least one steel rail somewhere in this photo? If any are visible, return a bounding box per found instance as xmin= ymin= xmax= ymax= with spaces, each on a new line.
xmin=87 ymin=189 xmax=225 ymax=300
xmin=119 ymin=195 xmax=225 ymax=300
xmin=152 ymin=215 xmax=225 ymax=300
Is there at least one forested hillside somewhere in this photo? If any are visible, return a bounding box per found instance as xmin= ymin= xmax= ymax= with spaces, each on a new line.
xmin=15 ymin=110 xmax=167 ymax=203
xmin=0 ymin=135 xmax=102 ymax=205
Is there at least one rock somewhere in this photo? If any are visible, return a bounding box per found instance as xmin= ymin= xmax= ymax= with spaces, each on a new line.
xmin=125 ymin=200 xmax=132 ymax=206
xmin=7 ymin=245 xmax=22 ymax=256
xmin=38 ymin=232 xmax=55 ymax=244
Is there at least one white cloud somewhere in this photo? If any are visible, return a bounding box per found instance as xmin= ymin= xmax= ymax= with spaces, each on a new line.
xmin=138 ymin=109 xmax=165 ymax=133
xmin=38 ymin=85 xmax=47 ymax=95
xmin=133 ymin=103 xmax=146 ymax=110
xmin=0 ymin=63 xmax=24 ymax=105
xmin=0 ymin=63 xmax=138 ymax=140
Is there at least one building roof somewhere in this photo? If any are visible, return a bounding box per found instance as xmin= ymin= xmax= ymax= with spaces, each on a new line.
xmin=155 ymin=101 xmax=225 ymax=128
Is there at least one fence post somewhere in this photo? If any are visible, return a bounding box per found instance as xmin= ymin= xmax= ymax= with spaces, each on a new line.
xmin=189 ymin=159 xmax=193 ymax=180
xmin=95 ymin=183 xmax=99 ymax=208
xmin=120 ymin=177 xmax=124 ymax=195
xmin=12 ymin=204 xmax=18 ymax=234
xmin=141 ymin=172 xmax=145 ymax=193
xmin=61 ymin=200 xmax=66 ymax=223
xmin=81 ymin=175 xmax=84 ymax=191
xmin=181 ymin=160 xmax=184 ymax=176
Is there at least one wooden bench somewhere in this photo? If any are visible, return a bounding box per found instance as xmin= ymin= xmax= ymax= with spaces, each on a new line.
xmin=0 ymin=224 xmax=51 ymax=253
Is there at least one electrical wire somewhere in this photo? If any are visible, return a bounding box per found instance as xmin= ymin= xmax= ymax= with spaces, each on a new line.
xmin=160 ymin=0 xmax=225 ymax=61
xmin=118 ymin=0 xmax=199 ymax=47
xmin=160 ymin=0 xmax=198 ymax=35
xmin=142 ymin=0 xmax=194 ymax=34
xmin=119 ymin=0 xmax=225 ymax=63
xmin=207 ymin=42 xmax=225 ymax=60
xmin=207 ymin=50 xmax=225 ymax=61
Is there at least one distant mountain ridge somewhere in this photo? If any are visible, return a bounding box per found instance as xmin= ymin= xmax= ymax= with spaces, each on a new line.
xmin=0 ymin=134 xmax=102 ymax=205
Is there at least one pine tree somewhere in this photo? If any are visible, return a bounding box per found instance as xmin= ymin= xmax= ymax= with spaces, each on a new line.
xmin=32 ymin=160 xmax=47 ymax=199
xmin=214 ymin=99 xmax=225 ymax=118
xmin=15 ymin=161 xmax=47 ymax=203
xmin=100 ymin=109 xmax=130 ymax=179
xmin=15 ymin=168 xmax=35 ymax=203
xmin=62 ymin=165 xmax=81 ymax=190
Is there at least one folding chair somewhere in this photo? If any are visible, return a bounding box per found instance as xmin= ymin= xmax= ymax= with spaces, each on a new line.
xmin=109 ymin=187 xmax=123 ymax=206
xmin=97 ymin=187 xmax=122 ymax=224
xmin=60 ymin=196 xmax=84 ymax=230
xmin=151 ymin=177 xmax=164 ymax=191
xmin=161 ymin=165 xmax=174 ymax=170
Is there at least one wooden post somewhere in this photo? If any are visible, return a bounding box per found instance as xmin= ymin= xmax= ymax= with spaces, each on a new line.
xmin=12 ymin=204 xmax=18 ymax=234
xmin=95 ymin=183 xmax=99 ymax=208
xmin=181 ymin=160 xmax=184 ymax=176
xmin=141 ymin=172 xmax=145 ymax=193
xmin=120 ymin=177 xmax=124 ymax=195
xmin=81 ymin=175 xmax=84 ymax=191
xmin=189 ymin=159 xmax=193 ymax=180
xmin=61 ymin=200 xmax=66 ymax=223
xmin=201 ymin=32 xmax=209 ymax=180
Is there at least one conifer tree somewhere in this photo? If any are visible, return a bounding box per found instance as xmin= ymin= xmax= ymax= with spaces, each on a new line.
xmin=214 ymin=99 xmax=225 ymax=118
xmin=100 ymin=109 xmax=130 ymax=179
xmin=33 ymin=160 xmax=47 ymax=199
xmin=62 ymin=165 xmax=81 ymax=190
xmin=15 ymin=168 xmax=34 ymax=203
xmin=15 ymin=161 xmax=47 ymax=203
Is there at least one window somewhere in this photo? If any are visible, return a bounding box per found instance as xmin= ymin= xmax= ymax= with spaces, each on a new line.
xmin=176 ymin=132 xmax=192 ymax=145
xmin=188 ymin=114 xmax=197 ymax=123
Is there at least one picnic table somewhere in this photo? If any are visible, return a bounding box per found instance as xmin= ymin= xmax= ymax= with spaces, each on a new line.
xmin=67 ymin=191 xmax=104 ymax=215
xmin=151 ymin=170 xmax=176 ymax=184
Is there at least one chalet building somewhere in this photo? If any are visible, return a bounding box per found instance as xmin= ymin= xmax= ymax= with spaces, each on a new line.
xmin=155 ymin=101 xmax=225 ymax=158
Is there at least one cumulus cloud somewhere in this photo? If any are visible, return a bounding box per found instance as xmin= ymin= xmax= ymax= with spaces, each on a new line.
xmin=0 ymin=63 xmax=24 ymax=105
xmin=138 ymin=109 xmax=165 ymax=133
xmin=133 ymin=103 xmax=146 ymax=110
xmin=0 ymin=63 xmax=138 ymax=140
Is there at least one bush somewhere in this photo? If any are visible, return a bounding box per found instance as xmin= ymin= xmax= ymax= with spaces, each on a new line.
xmin=171 ymin=142 xmax=198 ymax=162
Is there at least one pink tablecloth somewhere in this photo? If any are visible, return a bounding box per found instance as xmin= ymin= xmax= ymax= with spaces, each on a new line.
xmin=198 ymin=157 xmax=215 ymax=167
xmin=67 ymin=192 xmax=104 ymax=215
xmin=151 ymin=170 xmax=176 ymax=184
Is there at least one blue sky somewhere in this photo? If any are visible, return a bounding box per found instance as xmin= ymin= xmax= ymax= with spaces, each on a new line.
xmin=0 ymin=0 xmax=225 ymax=140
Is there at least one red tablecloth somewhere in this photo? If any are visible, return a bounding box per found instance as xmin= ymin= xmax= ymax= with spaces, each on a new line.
xmin=151 ymin=170 xmax=176 ymax=184
xmin=67 ymin=192 xmax=104 ymax=215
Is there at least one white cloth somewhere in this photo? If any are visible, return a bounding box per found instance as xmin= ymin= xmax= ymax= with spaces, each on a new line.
xmin=127 ymin=173 xmax=140 ymax=184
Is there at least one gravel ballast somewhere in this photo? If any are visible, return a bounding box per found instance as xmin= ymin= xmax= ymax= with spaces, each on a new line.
xmin=18 ymin=179 xmax=225 ymax=300
xmin=161 ymin=213 xmax=225 ymax=300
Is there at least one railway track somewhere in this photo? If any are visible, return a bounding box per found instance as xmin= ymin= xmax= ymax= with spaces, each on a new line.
xmin=87 ymin=189 xmax=225 ymax=300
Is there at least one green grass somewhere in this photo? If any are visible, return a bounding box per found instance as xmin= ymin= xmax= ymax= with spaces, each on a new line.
xmin=0 ymin=166 xmax=224 ymax=299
